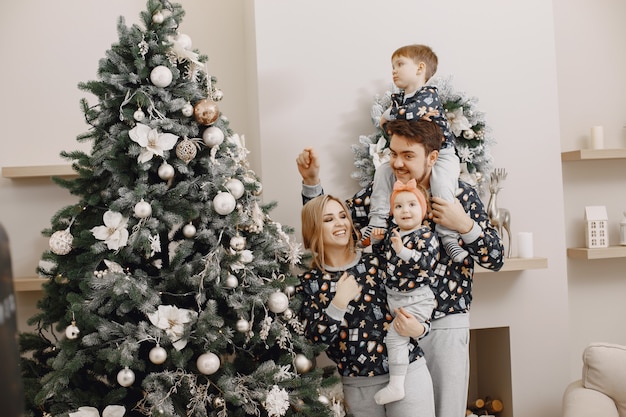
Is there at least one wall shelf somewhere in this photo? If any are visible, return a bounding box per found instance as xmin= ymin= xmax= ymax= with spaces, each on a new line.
xmin=561 ymin=148 xmax=626 ymax=161
xmin=475 ymin=257 xmax=548 ymax=274
xmin=2 ymin=164 xmax=76 ymax=178
xmin=13 ymin=277 xmax=46 ymax=292
xmin=567 ymin=246 xmax=626 ymax=260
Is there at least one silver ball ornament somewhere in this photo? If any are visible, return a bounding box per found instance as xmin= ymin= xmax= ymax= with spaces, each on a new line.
xmin=182 ymin=102 xmax=194 ymax=117
xmin=65 ymin=321 xmax=80 ymax=339
xmin=117 ymin=367 xmax=135 ymax=387
xmin=230 ymin=234 xmax=246 ymax=251
xmin=225 ymin=178 xmax=245 ymax=199
xmin=149 ymin=345 xmax=167 ymax=364
xmin=152 ymin=11 xmax=164 ymax=24
xmin=224 ymin=274 xmax=239 ymax=288
xmin=196 ymin=352 xmax=220 ymax=375
xmin=158 ymin=162 xmax=175 ymax=180
xmin=49 ymin=229 xmax=73 ymax=255
xmin=268 ymin=291 xmax=289 ymax=314
xmin=183 ymin=223 xmax=197 ymax=238
xmin=134 ymin=199 xmax=152 ymax=218
xmin=202 ymin=126 xmax=224 ymax=148
xmin=213 ymin=192 xmax=236 ymax=215
xmin=283 ymin=308 xmax=294 ymax=320
xmin=212 ymin=89 xmax=224 ymax=102
xmin=284 ymin=285 xmax=296 ymax=296
xmin=294 ymin=353 xmax=312 ymax=373
xmin=150 ymin=65 xmax=173 ymax=88
xmin=236 ymin=318 xmax=250 ymax=333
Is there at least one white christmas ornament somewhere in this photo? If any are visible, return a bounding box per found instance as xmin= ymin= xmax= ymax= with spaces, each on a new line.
xmin=294 ymin=353 xmax=312 ymax=373
xmin=49 ymin=229 xmax=73 ymax=255
xmin=158 ymin=162 xmax=175 ymax=180
xmin=174 ymin=33 xmax=192 ymax=50
xmin=202 ymin=126 xmax=224 ymax=148
xmin=91 ymin=211 xmax=129 ymax=250
xmin=224 ymin=274 xmax=239 ymax=288
xmin=213 ymin=192 xmax=236 ymax=215
xmin=65 ymin=321 xmax=80 ymax=339
xmin=283 ymin=308 xmax=294 ymax=320
xmin=225 ymin=178 xmax=245 ymax=199
xmin=149 ymin=345 xmax=167 ymax=364
xmin=268 ymin=291 xmax=289 ymax=314
xmin=176 ymin=137 xmax=197 ymax=164
xmin=133 ymin=108 xmax=145 ymax=122
xmin=181 ymin=102 xmax=194 ymax=117
xmin=236 ymin=318 xmax=250 ymax=333
xmin=284 ymin=285 xmax=296 ymax=297
xmin=129 ymin=123 xmax=178 ymax=163
xmin=150 ymin=65 xmax=173 ymax=88
xmin=196 ymin=352 xmax=220 ymax=375
xmin=134 ymin=199 xmax=152 ymax=218
xmin=152 ymin=11 xmax=164 ymax=24
xmin=230 ymin=234 xmax=246 ymax=251
xmin=182 ymin=223 xmax=196 ymax=238
xmin=117 ymin=367 xmax=135 ymax=387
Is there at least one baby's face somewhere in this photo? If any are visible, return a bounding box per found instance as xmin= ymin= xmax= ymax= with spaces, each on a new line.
xmin=392 ymin=191 xmax=423 ymax=231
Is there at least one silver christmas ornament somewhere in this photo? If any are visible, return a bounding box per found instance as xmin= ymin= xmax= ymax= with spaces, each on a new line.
xmin=229 ymin=234 xmax=246 ymax=251
xmin=236 ymin=318 xmax=250 ymax=333
xmin=283 ymin=308 xmax=294 ymax=320
xmin=158 ymin=162 xmax=175 ymax=180
xmin=212 ymin=89 xmax=224 ymax=102
xmin=318 ymin=395 xmax=330 ymax=406
xmin=117 ymin=367 xmax=135 ymax=387
xmin=268 ymin=291 xmax=289 ymax=314
xmin=134 ymin=199 xmax=152 ymax=218
xmin=183 ymin=223 xmax=196 ymax=238
xmin=196 ymin=352 xmax=220 ymax=375
xmin=284 ymin=285 xmax=296 ymax=297
xmin=202 ymin=126 xmax=224 ymax=148
xmin=294 ymin=353 xmax=312 ymax=373
xmin=150 ymin=65 xmax=173 ymax=88
xmin=225 ymin=178 xmax=245 ymax=199
xmin=49 ymin=229 xmax=73 ymax=255
xmin=174 ymin=33 xmax=192 ymax=50
xmin=176 ymin=137 xmax=197 ymax=164
xmin=213 ymin=192 xmax=236 ymax=215
xmin=149 ymin=345 xmax=167 ymax=364
xmin=65 ymin=321 xmax=80 ymax=339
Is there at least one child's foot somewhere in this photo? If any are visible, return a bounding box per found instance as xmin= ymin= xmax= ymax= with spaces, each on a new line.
xmin=444 ymin=241 xmax=468 ymax=263
xmin=374 ymin=385 xmax=405 ymax=405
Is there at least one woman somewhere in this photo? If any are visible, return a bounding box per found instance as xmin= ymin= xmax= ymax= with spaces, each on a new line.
xmin=297 ymin=194 xmax=434 ymax=417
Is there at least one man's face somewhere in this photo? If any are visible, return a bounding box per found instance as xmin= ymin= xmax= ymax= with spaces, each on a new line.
xmin=389 ymin=135 xmax=437 ymax=186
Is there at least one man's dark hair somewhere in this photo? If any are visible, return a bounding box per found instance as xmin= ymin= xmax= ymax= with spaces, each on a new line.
xmin=385 ymin=119 xmax=443 ymax=154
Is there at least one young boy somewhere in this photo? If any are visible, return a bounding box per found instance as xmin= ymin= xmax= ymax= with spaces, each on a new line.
xmin=363 ymin=44 xmax=467 ymax=262
xmin=370 ymin=179 xmax=439 ymax=405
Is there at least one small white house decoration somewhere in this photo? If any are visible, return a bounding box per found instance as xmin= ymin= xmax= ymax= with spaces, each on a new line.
xmin=585 ymin=205 xmax=609 ymax=248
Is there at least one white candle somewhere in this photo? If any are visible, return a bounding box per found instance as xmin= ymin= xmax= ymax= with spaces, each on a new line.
xmin=590 ymin=126 xmax=604 ymax=149
xmin=517 ymin=232 xmax=534 ymax=258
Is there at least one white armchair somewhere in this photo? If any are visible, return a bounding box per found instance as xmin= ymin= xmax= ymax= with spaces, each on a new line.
xmin=562 ymin=342 xmax=626 ymax=417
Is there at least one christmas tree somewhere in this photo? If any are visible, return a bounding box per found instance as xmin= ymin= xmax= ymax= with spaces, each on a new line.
xmin=19 ymin=1 xmax=339 ymax=416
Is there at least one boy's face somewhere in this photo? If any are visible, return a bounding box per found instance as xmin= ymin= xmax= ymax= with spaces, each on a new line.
xmin=392 ymin=191 xmax=424 ymax=231
xmin=391 ymin=55 xmax=423 ymax=91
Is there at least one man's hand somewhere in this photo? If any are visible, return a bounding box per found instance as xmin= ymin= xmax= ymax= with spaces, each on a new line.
xmin=296 ymin=147 xmax=320 ymax=186
xmin=431 ymin=196 xmax=473 ymax=234
xmin=331 ymin=272 xmax=362 ymax=310
xmin=393 ymin=307 xmax=425 ymax=338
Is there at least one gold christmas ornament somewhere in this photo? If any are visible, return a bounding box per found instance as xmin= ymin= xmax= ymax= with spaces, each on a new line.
xmin=176 ymin=137 xmax=197 ymax=164
xmin=193 ymin=99 xmax=219 ymax=125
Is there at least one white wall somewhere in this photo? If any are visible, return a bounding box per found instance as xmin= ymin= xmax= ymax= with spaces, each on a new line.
xmin=2 ymin=1 xmax=625 ymax=416
xmin=552 ymin=0 xmax=626 ymax=377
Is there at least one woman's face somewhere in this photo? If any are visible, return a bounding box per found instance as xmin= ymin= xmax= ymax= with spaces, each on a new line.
xmin=321 ymin=199 xmax=351 ymax=250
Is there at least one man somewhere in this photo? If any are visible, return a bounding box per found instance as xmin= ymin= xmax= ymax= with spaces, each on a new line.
xmin=296 ymin=119 xmax=504 ymax=417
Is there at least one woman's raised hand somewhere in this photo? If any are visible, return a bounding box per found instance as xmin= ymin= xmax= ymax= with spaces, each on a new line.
xmin=331 ymin=272 xmax=362 ymax=309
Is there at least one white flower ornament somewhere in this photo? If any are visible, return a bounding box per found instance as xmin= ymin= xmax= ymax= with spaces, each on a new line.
xmin=129 ymin=123 xmax=178 ymax=163
xmin=368 ymin=136 xmax=390 ymax=169
xmin=446 ymin=107 xmax=472 ymax=137
xmin=147 ymin=305 xmax=198 ymax=350
xmin=264 ymin=385 xmax=290 ymax=417
xmin=91 ymin=211 xmax=129 ymax=250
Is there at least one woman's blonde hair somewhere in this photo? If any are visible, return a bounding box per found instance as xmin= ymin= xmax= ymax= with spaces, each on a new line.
xmin=301 ymin=195 xmax=356 ymax=272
